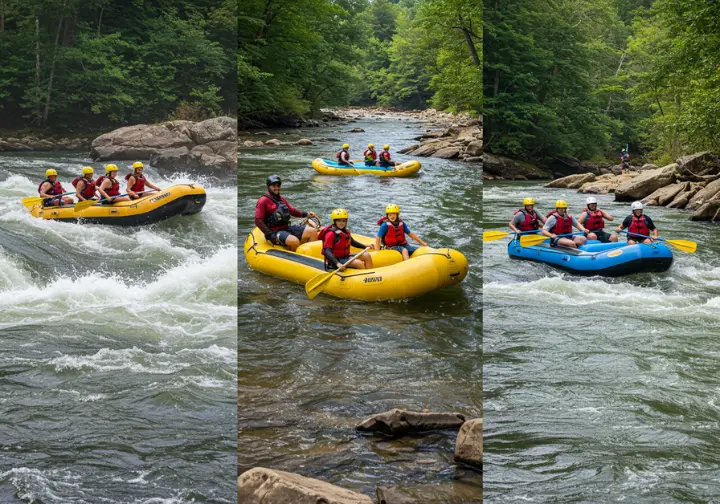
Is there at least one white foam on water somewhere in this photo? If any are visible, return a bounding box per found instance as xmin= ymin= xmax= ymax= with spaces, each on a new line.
xmin=53 ymin=388 xmax=109 ymax=402
xmin=49 ymin=347 xmax=189 ymax=374
xmin=0 ymin=468 xmax=81 ymax=504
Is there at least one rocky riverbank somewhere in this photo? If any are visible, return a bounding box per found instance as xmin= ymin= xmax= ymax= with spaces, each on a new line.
xmin=0 ymin=134 xmax=91 ymax=152
xmin=547 ymin=152 xmax=720 ymax=222
xmin=238 ymin=410 xmax=482 ymax=504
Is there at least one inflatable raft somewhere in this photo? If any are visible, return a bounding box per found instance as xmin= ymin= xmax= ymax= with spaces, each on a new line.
xmin=244 ymin=227 xmax=468 ymax=300
xmin=28 ymin=184 xmax=206 ymax=226
xmin=508 ymin=237 xmax=673 ymax=276
xmin=311 ymin=158 xmax=421 ymax=177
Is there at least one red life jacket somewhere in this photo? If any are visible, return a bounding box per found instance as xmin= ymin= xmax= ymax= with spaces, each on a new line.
xmin=583 ymin=209 xmax=605 ymax=231
xmin=377 ymin=216 xmax=408 ymax=246
xmin=38 ymin=179 xmax=64 ymax=196
xmin=72 ymin=176 xmax=97 ymax=199
xmin=97 ymin=176 xmax=120 ymax=196
xmin=379 ymin=151 xmax=391 ymax=162
xmin=260 ymin=193 xmax=292 ymax=231
xmin=547 ymin=211 xmax=573 ymax=235
xmin=125 ymin=172 xmax=146 ymax=192
xmin=336 ymin=150 xmax=349 ymax=163
xmin=513 ymin=209 xmax=540 ymax=231
xmin=364 ymin=149 xmax=377 ymax=161
xmin=627 ymin=215 xmax=649 ymax=238
xmin=318 ymin=225 xmax=351 ymax=261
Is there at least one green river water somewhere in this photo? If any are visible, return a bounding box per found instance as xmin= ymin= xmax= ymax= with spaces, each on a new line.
xmin=238 ymin=117 xmax=482 ymax=502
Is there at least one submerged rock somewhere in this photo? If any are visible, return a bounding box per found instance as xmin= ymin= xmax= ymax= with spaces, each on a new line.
xmin=454 ymin=418 xmax=482 ymax=468
xmin=356 ymin=409 xmax=466 ymax=436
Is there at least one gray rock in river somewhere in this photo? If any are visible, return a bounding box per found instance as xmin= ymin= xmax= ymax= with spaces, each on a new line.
xmin=614 ymin=164 xmax=678 ymax=201
xmin=454 ymin=417 xmax=482 ymax=468
xmin=356 ymin=409 xmax=466 ymax=436
xmin=238 ymin=468 xmax=374 ymax=504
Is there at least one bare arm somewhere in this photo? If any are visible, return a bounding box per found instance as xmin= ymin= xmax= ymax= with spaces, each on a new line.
xmin=602 ymin=210 xmax=614 ymax=221
xmin=407 ymin=231 xmax=427 ymax=247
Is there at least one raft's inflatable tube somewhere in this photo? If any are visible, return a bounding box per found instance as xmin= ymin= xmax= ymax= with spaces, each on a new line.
xmin=28 ymin=184 xmax=206 ymax=226
xmin=507 ymin=237 xmax=673 ymax=276
xmin=311 ymin=158 xmax=421 ymax=177
xmin=244 ymin=227 xmax=468 ymax=300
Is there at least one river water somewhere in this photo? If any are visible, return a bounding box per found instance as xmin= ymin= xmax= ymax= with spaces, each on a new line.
xmin=0 ymin=152 xmax=237 ymax=503
xmin=238 ymin=118 xmax=482 ymax=501
xmin=483 ymin=180 xmax=720 ymax=502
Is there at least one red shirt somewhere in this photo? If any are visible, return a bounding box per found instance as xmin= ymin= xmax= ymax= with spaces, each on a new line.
xmin=254 ymin=193 xmax=304 ymax=235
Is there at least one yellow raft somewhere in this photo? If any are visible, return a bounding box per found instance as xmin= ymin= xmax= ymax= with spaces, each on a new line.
xmin=311 ymin=158 xmax=422 ymax=177
xmin=244 ymin=227 xmax=468 ymax=301
xmin=28 ymin=184 xmax=206 ymax=226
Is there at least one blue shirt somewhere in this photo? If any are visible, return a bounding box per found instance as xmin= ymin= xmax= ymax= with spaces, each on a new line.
xmin=378 ymin=221 xmax=411 ymax=237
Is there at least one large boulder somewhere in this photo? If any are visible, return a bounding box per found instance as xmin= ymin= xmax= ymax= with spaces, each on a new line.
xmin=676 ymin=152 xmax=718 ymax=177
xmin=578 ymin=174 xmax=629 ymax=194
xmin=238 ymin=468 xmax=373 ymax=504
xmin=614 ymin=164 xmax=678 ymax=202
xmin=412 ymin=143 xmax=443 ymax=157
xmin=454 ymin=418 xmax=482 ymax=468
xmin=545 ymin=173 xmax=595 ymax=189
xmin=690 ymin=193 xmax=720 ymax=221
xmin=356 ymin=409 xmax=465 ymax=436
xmin=188 ymin=116 xmax=235 ymax=144
xmin=686 ymin=178 xmax=720 ymax=211
xmin=483 ymin=153 xmax=552 ymax=180
xmin=465 ymin=140 xmax=483 ymax=157
xmin=667 ymin=183 xmax=702 ymax=209
xmin=641 ymin=182 xmax=689 ymax=206
xmin=432 ymin=146 xmax=462 ymax=159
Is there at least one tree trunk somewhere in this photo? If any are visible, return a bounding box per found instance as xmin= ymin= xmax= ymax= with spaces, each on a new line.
xmin=604 ymin=52 xmax=626 ymax=115
xmin=43 ymin=12 xmax=64 ymax=125
xmin=97 ymin=6 xmax=103 ymax=36
xmin=458 ymin=16 xmax=481 ymax=66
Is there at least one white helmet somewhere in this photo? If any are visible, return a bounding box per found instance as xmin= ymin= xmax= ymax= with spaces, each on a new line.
xmin=631 ymin=201 xmax=643 ymax=211
xmin=586 ymin=196 xmax=598 ymax=205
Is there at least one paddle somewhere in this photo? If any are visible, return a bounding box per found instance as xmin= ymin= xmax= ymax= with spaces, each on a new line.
xmin=618 ymin=230 xmax=696 ymax=253
xmin=520 ymin=232 xmax=582 ymax=247
xmin=305 ymin=246 xmax=371 ymax=300
xmin=73 ymin=190 xmax=156 ymax=212
xmin=483 ymin=230 xmax=539 ymax=242
xmin=21 ymin=191 xmax=74 ymax=208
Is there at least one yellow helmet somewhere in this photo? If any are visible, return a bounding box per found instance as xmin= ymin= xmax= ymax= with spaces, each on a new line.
xmin=331 ymin=208 xmax=349 ymax=221
xmin=368 ymin=143 xmax=374 ymax=148
xmin=523 ymin=197 xmax=535 ymax=206
xmin=105 ymin=164 xmax=119 ymax=174
xmin=555 ymin=199 xmax=568 ymax=209
xmin=342 ymin=143 xmax=349 ymax=149
xmin=82 ymin=166 xmax=94 ymax=176
xmin=45 ymin=169 xmax=58 ymax=177
xmin=385 ymin=204 xmax=400 ymax=214
xmin=383 ymin=144 xmax=390 ymax=150
xmin=132 ymin=161 xmax=144 ymax=170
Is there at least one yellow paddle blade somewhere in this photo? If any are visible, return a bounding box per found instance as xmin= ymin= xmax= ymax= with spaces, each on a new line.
xmin=305 ymin=270 xmax=337 ymax=300
xmin=21 ymin=196 xmax=45 ymax=208
xmin=483 ymin=230 xmax=511 ymax=242
xmin=666 ymin=239 xmax=697 ymax=254
xmin=520 ymin=234 xmax=551 ymax=247
xmin=73 ymin=199 xmax=97 ymax=212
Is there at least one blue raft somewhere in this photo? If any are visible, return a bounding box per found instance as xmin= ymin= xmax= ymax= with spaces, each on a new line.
xmin=508 ymin=237 xmax=674 ymax=276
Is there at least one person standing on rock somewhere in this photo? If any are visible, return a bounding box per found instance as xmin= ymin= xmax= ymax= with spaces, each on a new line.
xmin=72 ymin=167 xmax=98 ymax=202
xmin=378 ymin=145 xmax=397 ymax=168
xmin=621 ymin=149 xmax=630 ymax=175
xmin=579 ymin=196 xmax=617 ymax=243
xmin=616 ymin=201 xmax=658 ymax=245
xmin=363 ymin=144 xmax=378 ymax=166
xmin=336 ymin=144 xmax=353 ymax=166
xmin=39 ymin=169 xmax=74 ymax=207
xmin=126 ymin=162 xmax=161 ymax=200
xmin=541 ymin=200 xmax=589 ymax=248
xmin=255 ymin=174 xmax=319 ymax=251
xmin=97 ymin=165 xmax=130 ymax=203
xmin=509 ymin=197 xmax=546 ymax=235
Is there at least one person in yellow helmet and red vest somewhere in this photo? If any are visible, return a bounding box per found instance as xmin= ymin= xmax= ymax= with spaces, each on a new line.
xmin=96 ymin=164 xmax=130 ymax=203
xmin=363 ymin=144 xmax=378 ymax=166
xmin=615 ymin=201 xmax=658 ymax=244
xmin=336 ymin=144 xmax=353 ymax=166
xmin=578 ymin=196 xmax=617 ymax=243
xmin=71 ymin=166 xmax=98 ymax=201
xmin=375 ymin=204 xmax=428 ymax=261
xmin=541 ymin=200 xmax=589 ymax=248
xmin=377 ymin=144 xmax=397 ymax=168
xmin=38 ymin=169 xmax=74 ymax=206
xmin=509 ymin=197 xmax=546 ymax=235
xmin=126 ymin=162 xmax=161 ymax=200
xmin=319 ymin=209 xmax=373 ymax=271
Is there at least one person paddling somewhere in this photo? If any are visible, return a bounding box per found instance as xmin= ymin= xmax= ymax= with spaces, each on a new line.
xmin=319 ymin=209 xmax=373 ymax=271
xmin=126 ymin=162 xmax=161 ymax=200
xmin=541 ymin=200 xmax=589 ymax=248
xmin=578 ymin=196 xmax=617 ymax=243
xmin=39 ymin=169 xmax=73 ymax=207
xmin=336 ymin=144 xmax=353 ymax=166
xmin=616 ymin=201 xmax=658 ymax=245
xmin=375 ymin=204 xmax=427 ymax=261
xmin=255 ymin=174 xmax=318 ymax=251
xmin=96 ymin=164 xmax=130 ymax=203
xmin=377 ymin=145 xmax=397 ymax=168
xmin=363 ymin=144 xmax=378 ymax=166
xmin=509 ymin=197 xmax=546 ymax=235
xmin=72 ymin=167 xmax=98 ymax=202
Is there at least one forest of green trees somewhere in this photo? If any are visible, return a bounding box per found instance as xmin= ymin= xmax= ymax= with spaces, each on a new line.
xmin=484 ymin=0 xmax=720 ymax=165
xmin=238 ymin=0 xmax=482 ymax=126
xmin=0 ymin=0 xmax=236 ymax=131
